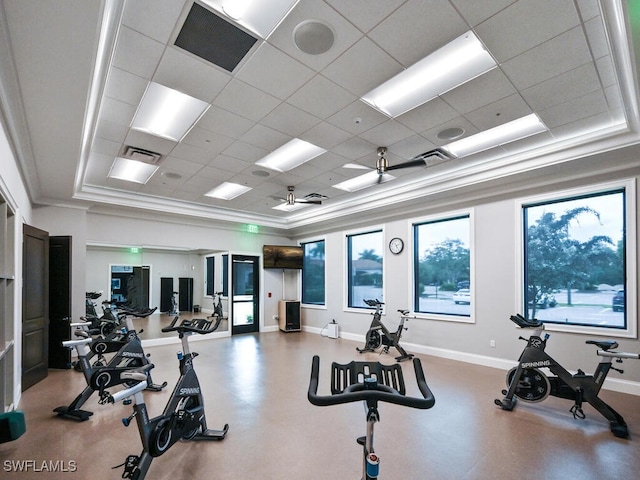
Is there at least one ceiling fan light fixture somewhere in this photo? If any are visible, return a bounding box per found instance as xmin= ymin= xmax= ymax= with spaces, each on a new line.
xmin=443 ymin=113 xmax=547 ymax=158
xmin=333 ymin=170 xmax=395 ymax=192
xmin=256 ymin=138 xmax=326 ymax=172
xmin=131 ymin=82 xmax=210 ymax=142
xmin=108 ymin=157 xmax=159 ymax=184
xmin=205 ymin=182 xmax=252 ymax=200
xmin=361 ymin=31 xmax=496 ymax=118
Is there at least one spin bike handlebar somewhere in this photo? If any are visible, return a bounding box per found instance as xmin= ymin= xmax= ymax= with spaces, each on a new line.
xmin=62 ymin=337 xmax=93 ymax=348
xmin=121 ymin=306 xmax=158 ymax=318
xmin=161 ymin=315 xmax=222 ymax=335
xmin=308 ymin=355 xmax=435 ymax=410
xmin=364 ymin=299 xmax=383 ymax=307
xmin=106 ymin=363 xmax=155 ymax=404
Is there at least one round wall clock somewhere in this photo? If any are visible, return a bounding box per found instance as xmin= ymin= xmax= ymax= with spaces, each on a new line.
xmin=389 ymin=237 xmax=404 ymax=254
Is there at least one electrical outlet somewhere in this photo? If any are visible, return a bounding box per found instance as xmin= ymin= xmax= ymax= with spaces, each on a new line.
xmin=490 ymin=339 xmax=496 ymax=348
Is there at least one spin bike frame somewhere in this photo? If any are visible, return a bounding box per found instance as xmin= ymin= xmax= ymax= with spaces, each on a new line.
xmin=106 ymin=316 xmax=228 ymax=480
xmin=495 ymin=314 xmax=640 ymax=438
xmin=211 ymin=291 xmax=225 ymax=318
xmin=54 ymin=318 xmax=165 ymax=422
xmin=308 ymin=355 xmax=435 ymax=479
xmin=356 ymin=299 xmax=414 ymax=362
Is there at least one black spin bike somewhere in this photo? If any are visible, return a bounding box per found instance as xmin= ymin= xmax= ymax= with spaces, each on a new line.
xmin=103 ymin=315 xmax=228 ymax=480
xmin=356 ymin=299 xmax=414 ymax=362
xmin=54 ymin=313 xmax=165 ymax=422
xmin=308 ymin=355 xmax=435 ymax=479
xmin=495 ymin=314 xmax=640 ymax=438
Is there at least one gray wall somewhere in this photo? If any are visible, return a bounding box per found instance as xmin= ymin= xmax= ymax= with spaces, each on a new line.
xmin=298 ymin=190 xmax=640 ymax=386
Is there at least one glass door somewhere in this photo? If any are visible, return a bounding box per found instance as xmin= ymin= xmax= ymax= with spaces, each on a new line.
xmin=231 ymin=255 xmax=259 ymax=335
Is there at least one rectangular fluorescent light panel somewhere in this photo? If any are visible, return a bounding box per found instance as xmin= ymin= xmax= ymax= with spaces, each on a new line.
xmin=108 ymin=157 xmax=158 ymax=184
xmin=205 ymin=182 xmax=252 ymax=200
xmin=203 ymin=0 xmax=300 ymax=38
xmin=256 ymin=138 xmax=326 ymax=172
xmin=443 ymin=114 xmax=547 ymax=158
xmin=333 ymin=171 xmax=395 ymax=193
xmin=272 ymin=202 xmax=307 ymax=212
xmin=362 ymin=31 xmax=496 ymax=118
xmin=131 ymin=82 xmax=210 ymax=142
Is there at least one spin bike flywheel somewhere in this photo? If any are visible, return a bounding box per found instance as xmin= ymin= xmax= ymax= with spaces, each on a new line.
xmin=506 ymin=367 xmax=550 ymax=403
xmin=365 ymin=330 xmax=382 ymax=350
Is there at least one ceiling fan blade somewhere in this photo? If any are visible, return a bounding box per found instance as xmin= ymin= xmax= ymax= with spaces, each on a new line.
xmin=296 ymin=199 xmax=322 ymax=205
xmin=385 ymin=158 xmax=426 ymax=171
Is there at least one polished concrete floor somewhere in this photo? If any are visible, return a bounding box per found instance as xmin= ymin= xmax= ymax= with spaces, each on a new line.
xmin=2 ymin=328 xmax=640 ymax=479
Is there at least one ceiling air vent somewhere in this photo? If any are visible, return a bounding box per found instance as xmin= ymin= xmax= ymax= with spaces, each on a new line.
xmin=174 ymin=2 xmax=258 ymax=73
xmin=411 ymin=147 xmax=455 ymax=166
xmin=121 ymin=146 xmax=163 ymax=165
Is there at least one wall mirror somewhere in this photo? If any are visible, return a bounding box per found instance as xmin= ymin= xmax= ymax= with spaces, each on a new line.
xmin=86 ymin=244 xmax=230 ymax=341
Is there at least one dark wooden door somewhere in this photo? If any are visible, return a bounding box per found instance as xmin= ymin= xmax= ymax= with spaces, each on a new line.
xmin=160 ymin=277 xmax=173 ymax=312
xmin=179 ymin=277 xmax=193 ymax=312
xmin=22 ymin=224 xmax=49 ymax=390
xmin=49 ymin=236 xmax=71 ymax=369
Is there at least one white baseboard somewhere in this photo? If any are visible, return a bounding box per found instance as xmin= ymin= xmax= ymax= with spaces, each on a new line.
xmin=302 ymin=328 xmax=640 ymax=396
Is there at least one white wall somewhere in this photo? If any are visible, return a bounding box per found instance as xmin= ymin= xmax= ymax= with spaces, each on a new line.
xmin=86 ymin=210 xmax=296 ymax=331
xmin=298 ymin=182 xmax=640 ymax=386
xmin=86 ymin=247 xmax=200 ymax=311
xmin=32 ymin=205 xmax=87 ymax=323
xmin=0 ymin=120 xmax=32 ymax=406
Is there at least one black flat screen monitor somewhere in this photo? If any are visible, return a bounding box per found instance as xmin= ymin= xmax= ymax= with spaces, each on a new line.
xmin=263 ymin=245 xmax=303 ymax=269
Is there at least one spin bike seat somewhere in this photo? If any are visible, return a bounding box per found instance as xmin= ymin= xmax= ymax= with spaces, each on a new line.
xmin=509 ymin=314 xmax=543 ymax=328
xmin=586 ymin=339 xmax=618 ymax=351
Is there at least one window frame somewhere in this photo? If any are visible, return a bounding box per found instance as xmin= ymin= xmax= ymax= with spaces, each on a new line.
xmin=300 ymin=237 xmax=326 ymax=308
xmin=345 ymin=227 xmax=385 ymax=312
xmin=410 ymin=210 xmax=475 ymax=324
xmin=517 ymin=179 xmax=636 ymax=338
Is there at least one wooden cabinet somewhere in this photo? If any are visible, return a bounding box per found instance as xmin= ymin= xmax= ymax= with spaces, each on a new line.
xmin=278 ymin=300 xmax=300 ymax=332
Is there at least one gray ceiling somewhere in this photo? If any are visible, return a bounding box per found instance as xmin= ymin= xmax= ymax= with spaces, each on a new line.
xmin=2 ymin=0 xmax=640 ymax=234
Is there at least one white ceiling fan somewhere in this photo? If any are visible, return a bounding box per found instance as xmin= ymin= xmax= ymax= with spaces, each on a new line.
xmin=282 ymin=186 xmax=323 ymax=206
xmin=344 ymin=146 xmax=432 ymax=181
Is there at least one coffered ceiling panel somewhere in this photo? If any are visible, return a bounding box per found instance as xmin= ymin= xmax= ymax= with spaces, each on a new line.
xmin=2 ymin=0 xmax=640 ymax=234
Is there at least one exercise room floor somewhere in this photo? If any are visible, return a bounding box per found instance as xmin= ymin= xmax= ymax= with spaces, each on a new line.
xmin=3 ymin=329 xmax=640 ymax=479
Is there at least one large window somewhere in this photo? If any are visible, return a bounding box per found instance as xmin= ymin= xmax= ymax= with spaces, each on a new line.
xmin=301 ymin=239 xmax=325 ymax=305
xmin=347 ymin=230 xmax=383 ymax=308
xmin=413 ymin=215 xmax=471 ymax=317
xmin=523 ymin=187 xmax=628 ymax=330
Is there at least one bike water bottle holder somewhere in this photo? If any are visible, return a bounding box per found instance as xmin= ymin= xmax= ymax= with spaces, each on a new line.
xmin=330 ymin=361 xmax=406 ymax=396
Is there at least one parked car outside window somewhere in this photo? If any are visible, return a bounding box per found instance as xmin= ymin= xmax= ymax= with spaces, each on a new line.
xmin=452 ymin=288 xmax=471 ymax=305
xmin=612 ymin=290 xmax=625 ymax=312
